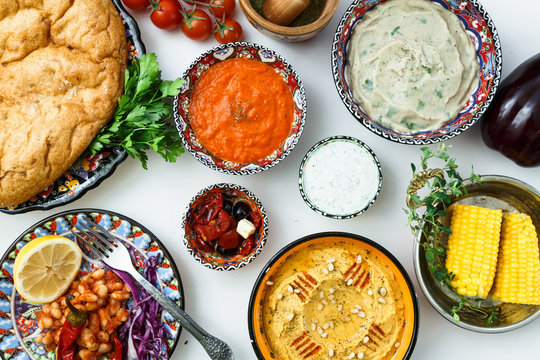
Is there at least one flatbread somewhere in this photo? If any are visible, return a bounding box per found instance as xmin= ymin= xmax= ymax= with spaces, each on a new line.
xmin=0 ymin=0 xmax=127 ymax=207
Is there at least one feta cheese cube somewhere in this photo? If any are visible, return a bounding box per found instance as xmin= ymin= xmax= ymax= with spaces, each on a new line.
xmin=236 ymin=219 xmax=256 ymax=239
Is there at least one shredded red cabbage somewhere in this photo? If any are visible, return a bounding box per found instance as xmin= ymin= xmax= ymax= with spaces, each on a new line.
xmin=116 ymin=255 xmax=170 ymax=360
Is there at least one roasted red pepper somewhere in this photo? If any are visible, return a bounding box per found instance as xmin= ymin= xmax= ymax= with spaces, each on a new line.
xmin=250 ymin=210 xmax=262 ymax=228
xmin=56 ymin=295 xmax=87 ymax=360
xmin=192 ymin=193 xmax=223 ymax=224
xmin=112 ymin=335 xmax=123 ymax=360
xmin=193 ymin=209 xmax=231 ymax=241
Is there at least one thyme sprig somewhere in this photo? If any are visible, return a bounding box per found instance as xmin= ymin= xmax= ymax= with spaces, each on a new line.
xmin=405 ymin=144 xmax=499 ymax=324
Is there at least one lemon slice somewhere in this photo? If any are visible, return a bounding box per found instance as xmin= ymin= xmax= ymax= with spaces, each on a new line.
xmin=14 ymin=235 xmax=82 ymax=304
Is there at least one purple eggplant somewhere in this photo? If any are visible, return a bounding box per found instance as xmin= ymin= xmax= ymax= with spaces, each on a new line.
xmin=481 ymin=53 xmax=540 ymax=167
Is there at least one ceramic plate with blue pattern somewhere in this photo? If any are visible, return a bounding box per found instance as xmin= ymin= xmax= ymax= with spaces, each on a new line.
xmin=0 ymin=209 xmax=184 ymax=360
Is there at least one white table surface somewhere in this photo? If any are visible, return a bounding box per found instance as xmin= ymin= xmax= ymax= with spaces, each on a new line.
xmin=2 ymin=0 xmax=539 ymax=359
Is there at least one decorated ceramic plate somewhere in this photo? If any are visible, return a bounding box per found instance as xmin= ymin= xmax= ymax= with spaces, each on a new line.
xmin=331 ymin=0 xmax=502 ymax=144
xmin=174 ymin=42 xmax=306 ymax=175
xmin=248 ymin=232 xmax=419 ymax=360
xmin=1 ymin=0 xmax=145 ymax=214
xmin=182 ymin=183 xmax=268 ymax=271
xmin=0 ymin=209 xmax=184 ymax=360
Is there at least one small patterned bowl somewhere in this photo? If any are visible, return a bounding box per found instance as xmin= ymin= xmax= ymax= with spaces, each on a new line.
xmin=174 ymin=42 xmax=306 ymax=175
xmin=299 ymin=136 xmax=383 ymax=219
xmin=182 ymin=183 xmax=268 ymax=271
xmin=331 ymin=0 xmax=502 ymax=144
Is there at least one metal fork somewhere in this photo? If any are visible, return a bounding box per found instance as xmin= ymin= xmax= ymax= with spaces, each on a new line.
xmin=72 ymin=219 xmax=235 ymax=360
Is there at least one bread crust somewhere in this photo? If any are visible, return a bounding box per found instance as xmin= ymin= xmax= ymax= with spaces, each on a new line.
xmin=0 ymin=0 xmax=127 ymax=207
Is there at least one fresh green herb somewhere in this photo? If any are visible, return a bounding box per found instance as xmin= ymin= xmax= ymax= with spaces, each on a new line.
xmin=417 ymin=100 xmax=425 ymax=110
xmin=419 ymin=18 xmax=427 ymax=24
xmin=89 ymin=53 xmax=185 ymax=169
xmin=400 ymin=118 xmax=416 ymax=130
xmin=363 ymin=79 xmax=374 ymax=91
xmin=405 ymin=145 xmax=498 ymax=325
xmin=391 ymin=26 xmax=401 ymax=36
xmin=435 ymin=90 xmax=443 ymax=99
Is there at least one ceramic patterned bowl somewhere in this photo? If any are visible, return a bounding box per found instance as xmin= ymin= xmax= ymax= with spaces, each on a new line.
xmin=173 ymin=42 xmax=306 ymax=175
xmin=248 ymin=232 xmax=419 ymax=360
xmin=331 ymin=0 xmax=502 ymax=144
xmin=299 ymin=136 xmax=383 ymax=219
xmin=0 ymin=209 xmax=184 ymax=359
xmin=414 ymin=175 xmax=540 ymax=333
xmin=1 ymin=0 xmax=145 ymax=214
xmin=182 ymin=183 xmax=268 ymax=271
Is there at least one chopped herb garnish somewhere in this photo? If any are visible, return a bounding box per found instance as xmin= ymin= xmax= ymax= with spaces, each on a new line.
xmin=435 ymin=90 xmax=443 ymax=99
xmin=400 ymin=118 xmax=416 ymax=130
xmin=419 ymin=18 xmax=427 ymax=24
xmin=391 ymin=26 xmax=401 ymax=36
xmin=386 ymin=106 xmax=397 ymax=118
xmin=417 ymin=100 xmax=425 ymax=110
xmin=363 ymin=79 xmax=374 ymax=91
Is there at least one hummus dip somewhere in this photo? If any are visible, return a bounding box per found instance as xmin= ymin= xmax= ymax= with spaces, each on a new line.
xmin=346 ymin=0 xmax=480 ymax=133
xmin=262 ymin=241 xmax=408 ymax=360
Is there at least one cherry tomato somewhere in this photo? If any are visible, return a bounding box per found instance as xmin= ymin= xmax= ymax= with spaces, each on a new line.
xmin=149 ymin=0 xmax=183 ymax=30
xmin=214 ymin=18 xmax=243 ymax=44
xmin=181 ymin=8 xmax=213 ymax=41
xmin=209 ymin=0 xmax=236 ymax=19
xmin=122 ymin=0 xmax=150 ymax=10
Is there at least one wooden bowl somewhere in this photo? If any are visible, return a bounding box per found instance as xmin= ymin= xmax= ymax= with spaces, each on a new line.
xmin=238 ymin=0 xmax=339 ymax=42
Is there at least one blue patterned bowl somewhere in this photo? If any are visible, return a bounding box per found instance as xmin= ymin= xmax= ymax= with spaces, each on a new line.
xmin=331 ymin=0 xmax=502 ymax=144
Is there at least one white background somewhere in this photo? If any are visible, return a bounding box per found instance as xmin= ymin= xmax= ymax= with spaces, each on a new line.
xmin=1 ymin=0 xmax=539 ymax=359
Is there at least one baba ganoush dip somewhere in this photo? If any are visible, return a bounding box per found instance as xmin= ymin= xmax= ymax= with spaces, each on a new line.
xmin=262 ymin=240 xmax=409 ymax=360
xmin=346 ymin=0 xmax=480 ymax=133
xmin=300 ymin=137 xmax=381 ymax=218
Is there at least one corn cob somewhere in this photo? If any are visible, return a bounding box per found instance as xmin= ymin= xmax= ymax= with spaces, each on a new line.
xmin=445 ymin=204 xmax=503 ymax=298
xmin=491 ymin=213 xmax=540 ymax=305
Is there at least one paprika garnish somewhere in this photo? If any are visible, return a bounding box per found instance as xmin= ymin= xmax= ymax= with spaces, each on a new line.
xmin=56 ymin=295 xmax=87 ymax=360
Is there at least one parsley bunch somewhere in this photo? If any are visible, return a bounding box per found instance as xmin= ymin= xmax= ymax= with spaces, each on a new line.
xmin=89 ymin=53 xmax=184 ymax=169
xmin=405 ymin=144 xmax=498 ymax=324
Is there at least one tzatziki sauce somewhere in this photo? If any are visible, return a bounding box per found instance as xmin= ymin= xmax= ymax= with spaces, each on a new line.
xmin=300 ymin=138 xmax=381 ymax=217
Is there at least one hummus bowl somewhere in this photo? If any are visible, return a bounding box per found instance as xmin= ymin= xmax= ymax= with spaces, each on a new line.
xmin=331 ymin=0 xmax=502 ymax=144
xmin=249 ymin=232 xmax=418 ymax=360
xmin=414 ymin=175 xmax=540 ymax=332
xmin=174 ymin=42 xmax=306 ymax=175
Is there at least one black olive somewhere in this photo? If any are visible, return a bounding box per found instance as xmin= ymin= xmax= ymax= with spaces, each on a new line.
xmin=232 ymin=201 xmax=251 ymax=221
xmin=223 ymin=200 xmax=233 ymax=214
xmin=222 ymin=191 xmax=237 ymax=199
